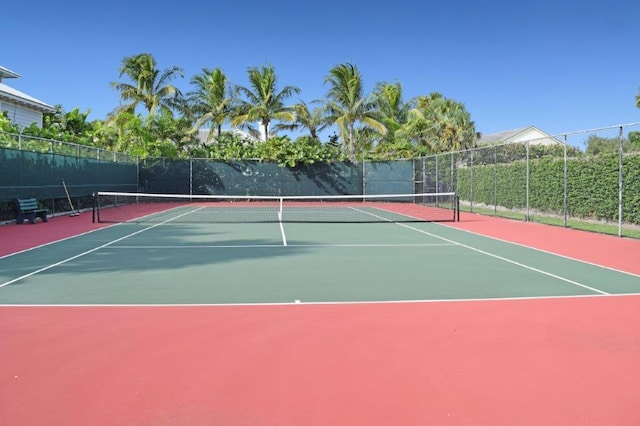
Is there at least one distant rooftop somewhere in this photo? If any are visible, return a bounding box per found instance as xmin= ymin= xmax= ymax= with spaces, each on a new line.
xmin=197 ymin=128 xmax=260 ymax=144
xmin=0 ymin=66 xmax=20 ymax=80
xmin=0 ymin=65 xmax=56 ymax=113
xmin=477 ymin=126 xmax=560 ymax=146
xmin=477 ymin=127 xmax=532 ymax=145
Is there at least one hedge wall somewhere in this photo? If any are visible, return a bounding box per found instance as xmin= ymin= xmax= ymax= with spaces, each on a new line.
xmin=457 ymin=153 xmax=640 ymax=224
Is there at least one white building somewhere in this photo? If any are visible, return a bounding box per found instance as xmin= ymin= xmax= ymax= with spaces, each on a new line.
xmin=0 ymin=66 xmax=56 ymax=128
xmin=197 ymin=128 xmax=261 ymax=144
xmin=477 ymin=126 xmax=560 ymax=146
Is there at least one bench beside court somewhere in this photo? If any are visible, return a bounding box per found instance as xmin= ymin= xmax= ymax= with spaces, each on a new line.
xmin=16 ymin=198 xmax=48 ymax=224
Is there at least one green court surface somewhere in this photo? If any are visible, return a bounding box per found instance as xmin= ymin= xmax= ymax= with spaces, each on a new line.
xmin=1 ymin=219 xmax=638 ymax=305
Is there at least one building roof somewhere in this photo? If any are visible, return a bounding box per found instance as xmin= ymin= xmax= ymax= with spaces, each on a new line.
xmin=0 ymin=82 xmax=57 ymax=113
xmin=477 ymin=126 xmax=560 ymax=145
xmin=477 ymin=127 xmax=532 ymax=145
xmin=0 ymin=66 xmax=20 ymax=80
xmin=197 ymin=128 xmax=260 ymax=143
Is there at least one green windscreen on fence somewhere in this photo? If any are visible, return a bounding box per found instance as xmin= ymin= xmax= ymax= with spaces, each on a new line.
xmin=139 ymin=159 xmax=366 ymax=196
xmin=0 ymin=147 xmax=138 ymax=202
xmin=364 ymin=161 xmax=414 ymax=195
xmin=139 ymin=159 xmax=417 ymax=197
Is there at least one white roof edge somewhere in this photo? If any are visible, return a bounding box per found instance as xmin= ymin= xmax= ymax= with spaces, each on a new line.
xmin=0 ymin=65 xmax=21 ymax=79
xmin=0 ymin=83 xmax=56 ymax=113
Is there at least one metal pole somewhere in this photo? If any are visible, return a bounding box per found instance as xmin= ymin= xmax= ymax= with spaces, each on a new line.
xmin=435 ymin=155 xmax=439 ymax=194
xmin=470 ymin=150 xmax=474 ymax=212
xmin=362 ymin=159 xmax=366 ymax=196
xmin=525 ymin=141 xmax=530 ymax=221
xmin=563 ymin=135 xmax=568 ymax=227
xmin=422 ymin=157 xmax=426 ymax=194
xmin=451 ymin=153 xmax=455 ymax=193
xmin=618 ymin=126 xmax=624 ymax=237
xmin=190 ymin=158 xmax=193 ymax=197
xmin=493 ymin=146 xmax=497 ymax=215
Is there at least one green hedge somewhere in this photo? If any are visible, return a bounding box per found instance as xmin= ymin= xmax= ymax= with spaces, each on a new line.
xmin=457 ymin=153 xmax=640 ymax=224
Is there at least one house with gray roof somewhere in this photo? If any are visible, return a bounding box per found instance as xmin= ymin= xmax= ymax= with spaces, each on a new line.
xmin=477 ymin=126 xmax=560 ymax=146
xmin=0 ymin=66 xmax=56 ymax=128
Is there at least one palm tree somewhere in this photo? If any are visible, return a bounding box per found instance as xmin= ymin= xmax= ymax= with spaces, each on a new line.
xmin=188 ymin=67 xmax=234 ymax=142
xmin=324 ymin=62 xmax=387 ymax=162
xmin=232 ymin=64 xmax=300 ymax=141
xmin=110 ymin=53 xmax=184 ymax=117
xmin=277 ymin=100 xmax=329 ymax=140
xmin=372 ymin=81 xmax=413 ymax=146
xmin=399 ymin=93 xmax=477 ymax=153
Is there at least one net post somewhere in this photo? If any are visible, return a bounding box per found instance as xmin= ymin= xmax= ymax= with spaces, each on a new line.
xmin=92 ymin=192 xmax=97 ymax=223
xmin=456 ymin=194 xmax=460 ymax=222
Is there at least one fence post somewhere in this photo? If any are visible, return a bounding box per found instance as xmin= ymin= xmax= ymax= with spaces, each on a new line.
xmin=563 ymin=134 xmax=568 ymax=227
xmin=493 ymin=146 xmax=497 ymax=215
xmin=618 ymin=126 xmax=624 ymax=237
xmin=435 ymin=155 xmax=439 ymax=193
xmin=362 ymin=160 xmax=367 ymax=196
xmin=525 ymin=141 xmax=530 ymax=221
xmin=451 ymin=153 xmax=455 ymax=193
xmin=190 ymin=158 xmax=193 ymax=197
xmin=470 ymin=150 xmax=474 ymax=212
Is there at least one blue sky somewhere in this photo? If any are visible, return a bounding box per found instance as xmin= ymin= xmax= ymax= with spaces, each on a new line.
xmin=4 ymin=0 xmax=640 ymax=146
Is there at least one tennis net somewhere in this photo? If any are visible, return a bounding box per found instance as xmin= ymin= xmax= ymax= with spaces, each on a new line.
xmin=93 ymin=191 xmax=459 ymax=223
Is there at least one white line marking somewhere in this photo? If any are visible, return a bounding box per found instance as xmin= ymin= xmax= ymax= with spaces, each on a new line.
xmin=0 ymin=207 xmax=205 ymax=289
xmin=350 ymin=206 xmax=610 ymax=295
xmin=0 ymin=223 xmax=123 ymax=260
xmin=278 ymin=215 xmax=288 ymax=246
xmin=398 ymin=222 xmax=610 ymax=295
xmin=439 ymin=222 xmax=640 ymax=279
xmin=3 ymin=292 xmax=640 ymax=308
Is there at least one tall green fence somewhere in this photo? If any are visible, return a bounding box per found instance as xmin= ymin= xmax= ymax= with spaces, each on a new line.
xmin=0 ymin=147 xmax=137 ymax=201
xmin=138 ymin=159 xmax=417 ymax=197
xmin=4 ymin=122 xmax=640 ymax=237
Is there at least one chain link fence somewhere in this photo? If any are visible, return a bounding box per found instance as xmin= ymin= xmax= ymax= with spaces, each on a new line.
xmin=3 ymin=123 xmax=640 ymax=237
xmin=417 ymin=123 xmax=640 ymax=237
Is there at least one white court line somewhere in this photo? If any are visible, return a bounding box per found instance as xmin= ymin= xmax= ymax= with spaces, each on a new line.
xmin=349 ymin=206 xmax=610 ymax=296
xmin=278 ymin=218 xmax=287 ymax=246
xmin=438 ymin=222 xmax=640 ymax=279
xmin=4 ymin=292 xmax=640 ymax=308
xmin=0 ymin=223 xmax=123 ymax=260
xmin=0 ymin=207 xmax=205 ymax=289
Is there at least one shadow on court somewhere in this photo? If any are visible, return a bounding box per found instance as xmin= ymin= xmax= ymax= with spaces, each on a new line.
xmin=0 ymin=222 xmax=314 ymax=280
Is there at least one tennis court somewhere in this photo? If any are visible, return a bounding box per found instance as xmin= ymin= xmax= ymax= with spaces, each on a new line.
xmin=1 ymin=195 xmax=640 ymax=425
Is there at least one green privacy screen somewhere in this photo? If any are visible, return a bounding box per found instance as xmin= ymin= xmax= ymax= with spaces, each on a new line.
xmin=363 ymin=161 xmax=414 ymax=195
xmin=138 ymin=159 xmax=416 ymax=197
xmin=0 ymin=147 xmax=138 ymax=202
xmin=139 ymin=159 xmax=366 ymax=196
xmin=1 ymin=149 xmax=417 ymax=202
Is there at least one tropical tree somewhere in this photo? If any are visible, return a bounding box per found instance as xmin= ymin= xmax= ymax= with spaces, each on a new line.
xmin=232 ymin=64 xmax=300 ymax=141
xmin=110 ymin=53 xmax=184 ymax=117
xmin=277 ymin=100 xmax=329 ymax=140
xmin=399 ymin=92 xmax=477 ymax=153
xmin=371 ymin=81 xmax=413 ymax=146
xmin=188 ymin=67 xmax=235 ymax=142
xmin=324 ymin=62 xmax=387 ymax=162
